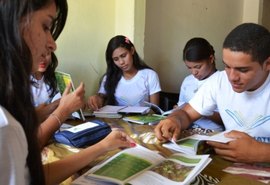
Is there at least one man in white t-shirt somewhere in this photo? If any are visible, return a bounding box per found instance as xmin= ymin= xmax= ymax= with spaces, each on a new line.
xmin=155 ymin=23 xmax=270 ymax=163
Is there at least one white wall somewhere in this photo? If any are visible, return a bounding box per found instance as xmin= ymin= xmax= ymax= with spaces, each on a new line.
xmin=134 ymin=0 xmax=146 ymax=58
xmin=115 ymin=0 xmax=135 ymax=40
xmin=242 ymin=0 xmax=263 ymax=23
xmin=56 ymin=0 xmax=116 ymax=98
xmin=114 ymin=0 xmax=146 ymax=61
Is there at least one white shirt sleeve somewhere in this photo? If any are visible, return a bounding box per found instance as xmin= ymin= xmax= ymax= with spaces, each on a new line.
xmin=147 ymin=69 xmax=161 ymax=95
xmin=189 ymin=75 xmax=218 ymax=116
xmin=177 ymin=79 xmax=187 ymax=106
xmin=0 ymin=107 xmax=29 ymax=185
xmin=98 ymin=76 xmax=107 ymax=94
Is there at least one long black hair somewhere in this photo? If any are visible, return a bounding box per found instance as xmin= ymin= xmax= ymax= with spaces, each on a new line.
xmin=35 ymin=0 xmax=68 ymax=99
xmin=44 ymin=0 xmax=68 ymax=98
xmin=104 ymin=35 xmax=151 ymax=105
xmin=0 ymin=0 xmax=67 ymax=184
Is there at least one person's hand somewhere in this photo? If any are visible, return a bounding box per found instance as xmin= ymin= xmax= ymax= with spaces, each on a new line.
xmin=154 ymin=116 xmax=181 ymax=142
xmin=87 ymin=94 xmax=104 ymax=111
xmin=56 ymin=82 xmax=85 ymax=118
xmin=36 ymin=100 xmax=60 ymax=123
xmin=207 ymin=130 xmax=261 ymax=163
xmin=99 ymin=130 xmax=136 ymax=152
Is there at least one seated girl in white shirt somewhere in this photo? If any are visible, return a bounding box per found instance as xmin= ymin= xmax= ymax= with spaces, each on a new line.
xmin=88 ymin=35 xmax=161 ymax=110
xmin=176 ymin=37 xmax=224 ymax=131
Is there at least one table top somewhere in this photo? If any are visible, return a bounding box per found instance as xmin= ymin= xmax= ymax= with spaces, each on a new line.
xmin=43 ymin=116 xmax=267 ymax=185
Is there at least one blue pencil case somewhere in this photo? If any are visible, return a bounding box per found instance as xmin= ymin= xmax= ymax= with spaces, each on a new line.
xmin=54 ymin=120 xmax=111 ymax=148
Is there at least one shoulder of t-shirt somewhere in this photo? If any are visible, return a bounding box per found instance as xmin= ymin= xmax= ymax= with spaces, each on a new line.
xmin=184 ymin=74 xmax=196 ymax=81
xmin=139 ymin=68 xmax=158 ymax=76
xmin=202 ymin=70 xmax=227 ymax=89
xmin=0 ymin=106 xmax=14 ymax=128
xmin=181 ymin=74 xmax=197 ymax=85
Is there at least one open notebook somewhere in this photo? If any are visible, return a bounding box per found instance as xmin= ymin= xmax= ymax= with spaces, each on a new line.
xmin=93 ymin=105 xmax=150 ymax=118
xmin=55 ymin=71 xmax=86 ymax=121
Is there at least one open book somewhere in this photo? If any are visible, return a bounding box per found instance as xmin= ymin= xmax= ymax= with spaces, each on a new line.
xmin=72 ymin=145 xmax=211 ymax=185
xmin=163 ymin=131 xmax=234 ymax=155
xmin=123 ymin=114 xmax=166 ymax=125
xmin=93 ymin=105 xmax=150 ymax=118
xmin=143 ymin=101 xmax=174 ymax=116
xmin=55 ymin=71 xmax=85 ymax=121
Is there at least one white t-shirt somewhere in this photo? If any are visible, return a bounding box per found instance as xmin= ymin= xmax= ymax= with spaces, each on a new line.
xmin=0 ymin=106 xmax=30 ymax=185
xmin=99 ymin=69 xmax=161 ymax=106
xmin=177 ymin=71 xmax=223 ymax=131
xmin=190 ymin=70 xmax=270 ymax=142
xmin=178 ymin=74 xmax=207 ymax=107
xmin=31 ymin=75 xmax=60 ymax=107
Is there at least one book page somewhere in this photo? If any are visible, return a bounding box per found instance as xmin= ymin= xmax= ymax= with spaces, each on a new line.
xmin=206 ymin=131 xmax=235 ymax=143
xmin=163 ymin=135 xmax=204 ymax=155
xmin=161 ymin=109 xmax=174 ymax=116
xmin=72 ymin=145 xmax=211 ymax=185
xmin=123 ymin=114 xmax=165 ymax=125
xmin=143 ymin=101 xmax=164 ymax=114
xmin=128 ymin=153 xmax=211 ymax=185
xmin=55 ymin=71 xmax=85 ymax=121
xmin=118 ymin=106 xmax=150 ymax=114
xmin=74 ymin=145 xmax=164 ymax=184
xmin=163 ymin=131 xmax=235 ymax=155
xmin=143 ymin=101 xmax=174 ymax=116
xmin=55 ymin=71 xmax=74 ymax=94
xmin=93 ymin=105 xmax=126 ymax=114
xmin=66 ymin=122 xmax=99 ymax=133
xmin=223 ymin=162 xmax=270 ymax=184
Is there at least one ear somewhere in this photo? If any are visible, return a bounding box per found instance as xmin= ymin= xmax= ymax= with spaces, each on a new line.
xmin=263 ymin=57 xmax=270 ymax=71
xmin=209 ymin=55 xmax=215 ymax=64
xmin=130 ymin=47 xmax=135 ymax=55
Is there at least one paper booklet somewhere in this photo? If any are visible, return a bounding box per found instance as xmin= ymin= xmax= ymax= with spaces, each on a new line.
xmin=122 ymin=114 xmax=166 ymax=125
xmin=93 ymin=105 xmax=150 ymax=118
xmin=223 ymin=162 xmax=270 ymax=184
xmin=163 ymin=131 xmax=235 ymax=155
xmin=143 ymin=101 xmax=174 ymax=116
xmin=72 ymin=145 xmax=211 ymax=185
xmin=55 ymin=71 xmax=85 ymax=121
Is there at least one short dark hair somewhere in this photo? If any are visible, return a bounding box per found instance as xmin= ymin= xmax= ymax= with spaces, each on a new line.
xmin=223 ymin=23 xmax=270 ymax=64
